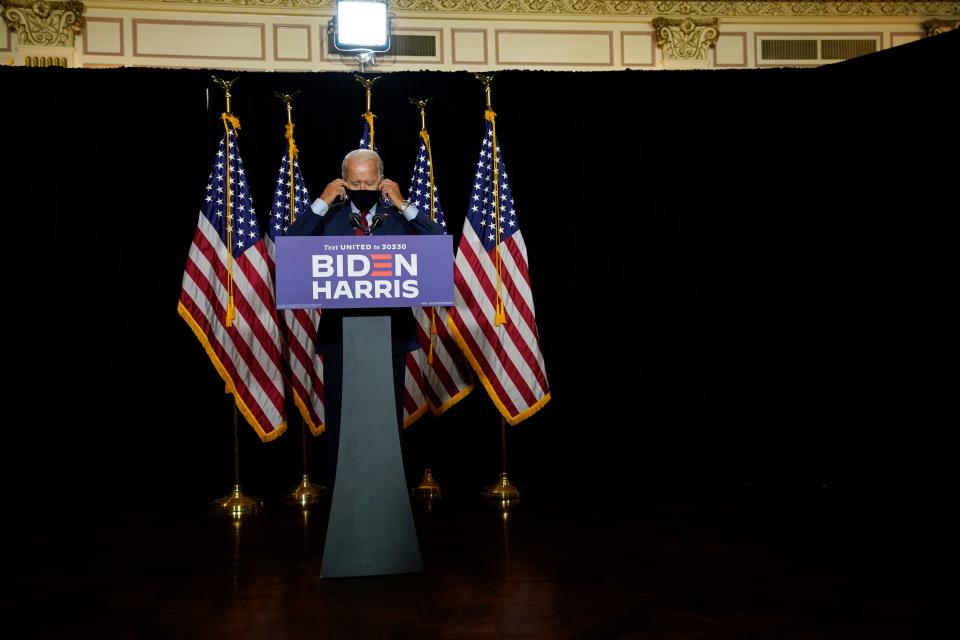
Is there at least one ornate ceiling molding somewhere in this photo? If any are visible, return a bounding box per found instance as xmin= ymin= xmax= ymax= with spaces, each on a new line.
xmin=1 ymin=1 xmax=85 ymax=46
xmin=85 ymin=1 xmax=960 ymax=18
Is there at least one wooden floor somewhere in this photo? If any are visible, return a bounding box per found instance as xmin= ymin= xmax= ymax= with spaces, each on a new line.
xmin=7 ymin=483 xmax=945 ymax=639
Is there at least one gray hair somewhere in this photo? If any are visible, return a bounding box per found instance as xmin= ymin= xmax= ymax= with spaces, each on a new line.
xmin=342 ymin=149 xmax=384 ymax=179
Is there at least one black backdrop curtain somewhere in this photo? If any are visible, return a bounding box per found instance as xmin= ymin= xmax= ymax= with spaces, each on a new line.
xmin=1 ymin=31 xmax=956 ymax=514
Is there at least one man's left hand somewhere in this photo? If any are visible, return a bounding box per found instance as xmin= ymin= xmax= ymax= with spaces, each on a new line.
xmin=379 ymin=179 xmax=405 ymax=209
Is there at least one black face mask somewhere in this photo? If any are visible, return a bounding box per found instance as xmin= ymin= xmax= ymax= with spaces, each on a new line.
xmin=345 ymin=188 xmax=380 ymax=212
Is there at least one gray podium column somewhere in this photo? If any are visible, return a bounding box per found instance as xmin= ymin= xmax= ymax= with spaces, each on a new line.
xmin=320 ymin=315 xmax=423 ymax=578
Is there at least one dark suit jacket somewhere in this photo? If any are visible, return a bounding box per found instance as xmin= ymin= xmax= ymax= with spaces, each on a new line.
xmin=288 ymin=200 xmax=444 ymax=237
xmin=288 ymin=200 xmax=445 ymax=353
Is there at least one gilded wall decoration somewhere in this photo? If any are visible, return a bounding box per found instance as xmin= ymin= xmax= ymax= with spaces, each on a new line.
xmin=1 ymin=0 xmax=85 ymax=46
xmin=653 ymin=16 xmax=718 ymax=59
xmin=922 ymin=17 xmax=959 ymax=35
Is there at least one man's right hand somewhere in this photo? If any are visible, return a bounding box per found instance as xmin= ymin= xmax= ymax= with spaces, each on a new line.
xmin=320 ymin=179 xmax=348 ymax=205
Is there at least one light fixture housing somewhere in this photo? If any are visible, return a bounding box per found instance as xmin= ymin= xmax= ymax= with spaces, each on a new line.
xmin=330 ymin=0 xmax=391 ymax=53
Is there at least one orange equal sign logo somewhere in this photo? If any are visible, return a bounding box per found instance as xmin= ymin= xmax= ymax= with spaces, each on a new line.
xmin=369 ymin=253 xmax=393 ymax=277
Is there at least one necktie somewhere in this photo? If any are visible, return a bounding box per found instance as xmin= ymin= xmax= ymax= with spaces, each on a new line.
xmin=355 ymin=211 xmax=369 ymax=236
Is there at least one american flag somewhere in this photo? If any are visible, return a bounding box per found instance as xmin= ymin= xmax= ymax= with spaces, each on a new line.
xmin=405 ymin=132 xmax=474 ymax=424
xmin=355 ymin=113 xmax=459 ymax=426
xmin=264 ymin=127 xmax=325 ymax=436
xmin=358 ymin=112 xmax=395 ymax=213
xmin=359 ymin=112 xmax=374 ymax=150
xmin=178 ymin=116 xmax=287 ymax=441
xmin=447 ymin=112 xmax=550 ymax=424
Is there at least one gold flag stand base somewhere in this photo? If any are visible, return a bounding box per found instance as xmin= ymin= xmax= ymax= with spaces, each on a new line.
xmin=213 ymin=484 xmax=261 ymax=517
xmin=412 ymin=468 xmax=442 ymax=498
xmin=283 ymin=474 xmax=328 ymax=507
xmin=483 ymin=418 xmax=519 ymax=514
xmin=412 ymin=469 xmax=442 ymax=514
xmin=481 ymin=472 xmax=520 ymax=502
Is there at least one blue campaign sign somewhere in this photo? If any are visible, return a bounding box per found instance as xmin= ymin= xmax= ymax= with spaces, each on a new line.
xmin=275 ymin=235 xmax=454 ymax=309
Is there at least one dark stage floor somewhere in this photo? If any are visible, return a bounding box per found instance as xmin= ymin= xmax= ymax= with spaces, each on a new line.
xmin=6 ymin=482 xmax=946 ymax=639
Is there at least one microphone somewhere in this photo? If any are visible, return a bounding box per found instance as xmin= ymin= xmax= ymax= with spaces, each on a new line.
xmin=369 ymin=212 xmax=386 ymax=235
xmin=348 ymin=211 xmax=365 ymax=234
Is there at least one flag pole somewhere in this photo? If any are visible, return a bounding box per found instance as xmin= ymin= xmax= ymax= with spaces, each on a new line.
xmin=283 ymin=416 xmax=329 ymax=506
xmin=474 ymin=73 xmax=521 ymax=505
xmin=211 ymin=76 xmax=241 ymax=328
xmin=212 ymin=403 xmax=262 ymax=516
xmin=275 ymin=91 xmax=329 ymax=507
xmin=208 ymin=76 xmax=261 ymax=518
xmin=475 ymin=73 xmax=507 ymax=326
xmin=354 ymin=74 xmax=380 ymax=149
xmin=481 ymin=416 xmax=520 ymax=504
xmin=407 ymin=96 xmax=444 ymax=506
xmin=276 ymin=90 xmax=302 ymax=230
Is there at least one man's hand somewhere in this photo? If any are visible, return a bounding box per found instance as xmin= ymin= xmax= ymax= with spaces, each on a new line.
xmin=379 ymin=179 xmax=405 ymax=209
xmin=320 ymin=178 xmax=348 ymax=205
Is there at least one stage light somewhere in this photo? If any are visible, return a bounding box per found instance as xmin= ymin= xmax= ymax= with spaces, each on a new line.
xmin=331 ymin=1 xmax=391 ymax=54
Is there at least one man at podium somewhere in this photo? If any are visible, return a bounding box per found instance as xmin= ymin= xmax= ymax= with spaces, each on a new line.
xmin=288 ymin=148 xmax=443 ymax=485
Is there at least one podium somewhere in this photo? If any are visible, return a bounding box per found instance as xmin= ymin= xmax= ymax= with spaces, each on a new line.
xmin=320 ymin=314 xmax=421 ymax=577
xmin=275 ymin=234 xmax=453 ymax=578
